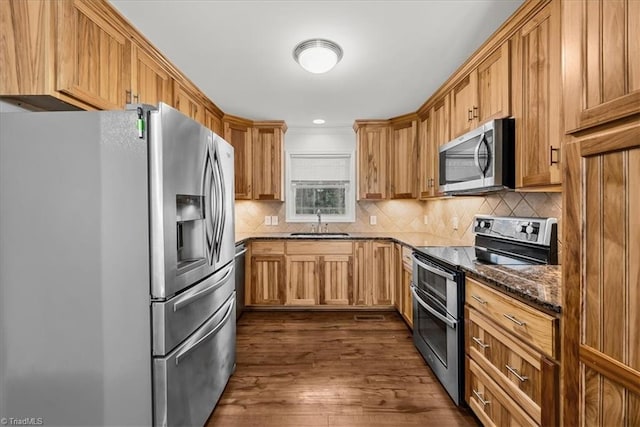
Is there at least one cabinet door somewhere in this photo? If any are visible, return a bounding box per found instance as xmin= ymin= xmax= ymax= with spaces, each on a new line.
xmin=389 ymin=120 xmax=418 ymax=199
xmin=449 ymin=73 xmax=477 ymax=139
xmin=476 ymin=42 xmax=510 ymax=123
xmin=252 ymin=127 xmax=283 ymax=201
xmin=224 ymin=121 xmax=252 ymax=200
xmin=353 ymin=241 xmax=371 ymax=305
xmin=174 ymin=83 xmax=203 ymax=123
xmin=129 ymin=44 xmax=172 ymax=106
xmin=250 ymin=255 xmax=285 ymax=305
xmin=564 ymin=0 xmax=640 ymax=132
xmin=511 ymin=0 xmax=562 ymax=188
xmin=286 ymin=255 xmax=318 ymax=305
xmin=371 ymin=241 xmax=394 ymax=306
xmin=357 ymin=126 xmax=388 ymax=200
xmin=56 ymin=0 xmax=128 ymax=110
xmin=402 ymin=266 xmax=413 ymax=328
xmin=320 ymin=255 xmax=353 ymax=305
xmin=204 ymin=108 xmax=223 ymax=135
xmin=418 ymin=116 xmax=435 ymax=199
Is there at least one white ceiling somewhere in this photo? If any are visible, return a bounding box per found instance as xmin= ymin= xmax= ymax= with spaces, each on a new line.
xmin=110 ymin=0 xmax=524 ymax=129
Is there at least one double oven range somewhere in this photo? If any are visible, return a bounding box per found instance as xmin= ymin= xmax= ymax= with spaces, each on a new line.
xmin=411 ymin=215 xmax=558 ymax=405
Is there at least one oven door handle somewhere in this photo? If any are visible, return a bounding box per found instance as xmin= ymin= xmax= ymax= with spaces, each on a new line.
xmin=412 ymin=254 xmax=455 ymax=281
xmin=411 ymin=286 xmax=457 ymax=329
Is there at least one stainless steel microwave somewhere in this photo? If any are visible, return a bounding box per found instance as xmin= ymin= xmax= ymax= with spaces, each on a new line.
xmin=439 ymin=118 xmax=514 ymax=195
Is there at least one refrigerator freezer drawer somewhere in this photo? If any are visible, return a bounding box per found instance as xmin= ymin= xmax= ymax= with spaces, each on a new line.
xmin=152 ymin=261 xmax=235 ymax=356
xmin=153 ymin=292 xmax=236 ymax=427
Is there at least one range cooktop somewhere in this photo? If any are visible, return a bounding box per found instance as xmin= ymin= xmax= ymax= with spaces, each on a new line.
xmin=415 ymin=215 xmax=559 ymax=268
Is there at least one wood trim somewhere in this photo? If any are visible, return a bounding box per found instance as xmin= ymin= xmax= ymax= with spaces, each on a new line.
xmin=540 ymin=356 xmax=559 ymax=427
xmin=561 ymin=141 xmax=581 ymax=427
xmin=579 ymin=345 xmax=640 ymax=396
xmin=253 ymin=120 xmax=287 ymax=133
xmin=364 ymin=193 xmax=383 ymax=199
xmin=580 ymin=117 xmax=640 ymax=157
xmin=389 ymin=112 xmax=419 ymax=126
xmin=222 ymin=113 xmax=253 ymax=127
xmin=353 ymin=119 xmax=390 ymax=132
xmin=576 ymin=93 xmax=640 ymax=132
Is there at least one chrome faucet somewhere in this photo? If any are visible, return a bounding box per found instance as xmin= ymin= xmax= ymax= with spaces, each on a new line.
xmin=316 ymin=209 xmax=322 ymax=233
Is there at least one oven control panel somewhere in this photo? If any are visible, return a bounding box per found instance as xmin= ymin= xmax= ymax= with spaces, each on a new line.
xmin=473 ymin=215 xmax=557 ymax=246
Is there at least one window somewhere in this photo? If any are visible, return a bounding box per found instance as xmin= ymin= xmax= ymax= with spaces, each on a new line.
xmin=286 ymin=152 xmax=355 ymax=222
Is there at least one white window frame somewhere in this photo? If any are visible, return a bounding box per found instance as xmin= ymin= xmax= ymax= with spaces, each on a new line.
xmin=285 ymin=151 xmax=356 ymax=223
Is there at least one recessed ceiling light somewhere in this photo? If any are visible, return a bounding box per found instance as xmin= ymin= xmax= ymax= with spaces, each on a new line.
xmin=313 ymin=119 xmax=326 ymax=125
xmin=293 ymin=39 xmax=343 ymax=74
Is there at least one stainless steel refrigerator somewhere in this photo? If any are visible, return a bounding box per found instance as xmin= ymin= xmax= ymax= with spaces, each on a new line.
xmin=0 ymin=103 xmax=236 ymax=426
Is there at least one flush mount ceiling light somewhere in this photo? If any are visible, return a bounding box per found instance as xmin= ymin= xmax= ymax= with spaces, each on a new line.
xmin=293 ymin=39 xmax=343 ymax=74
xmin=312 ymin=119 xmax=325 ymax=124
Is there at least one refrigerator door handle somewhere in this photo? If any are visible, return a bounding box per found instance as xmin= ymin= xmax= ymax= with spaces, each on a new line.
xmin=175 ymin=295 xmax=235 ymax=366
xmin=212 ymin=141 xmax=226 ymax=263
xmin=203 ymin=143 xmax=217 ymax=266
xmin=172 ymin=263 xmax=234 ymax=312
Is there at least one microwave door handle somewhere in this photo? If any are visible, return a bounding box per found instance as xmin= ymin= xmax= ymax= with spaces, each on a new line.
xmin=411 ymin=286 xmax=457 ymax=329
xmin=473 ymin=132 xmax=485 ymax=176
xmin=411 ymin=254 xmax=455 ymax=281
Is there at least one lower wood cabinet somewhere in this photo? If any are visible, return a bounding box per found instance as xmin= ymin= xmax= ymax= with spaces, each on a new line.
xmin=465 ymin=277 xmax=559 ymax=426
xmin=246 ymin=239 xmax=392 ymax=308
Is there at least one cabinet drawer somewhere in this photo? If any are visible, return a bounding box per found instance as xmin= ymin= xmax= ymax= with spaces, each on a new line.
xmin=251 ymin=240 xmax=285 ymax=255
xmin=467 ymin=357 xmax=537 ymax=427
xmin=466 ymin=307 xmax=558 ymax=425
xmin=287 ymin=241 xmax=353 ymax=255
xmin=466 ymin=277 xmax=558 ymax=358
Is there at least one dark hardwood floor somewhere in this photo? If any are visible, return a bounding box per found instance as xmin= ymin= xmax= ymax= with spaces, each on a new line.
xmin=207 ymin=311 xmax=478 ymax=427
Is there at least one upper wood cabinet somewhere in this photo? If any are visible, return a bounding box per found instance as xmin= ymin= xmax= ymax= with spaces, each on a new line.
xmin=389 ymin=117 xmax=418 ymax=199
xmin=564 ymin=0 xmax=640 ymax=133
xmin=223 ymin=116 xmax=253 ymax=199
xmin=355 ymin=121 xmax=388 ymax=200
xmin=129 ymin=44 xmax=173 ymax=107
xmin=511 ymin=0 xmax=562 ymax=189
xmin=173 ymin=82 xmax=203 ymax=123
xmin=56 ymin=0 xmax=129 ymax=110
xmin=252 ymin=123 xmax=285 ymax=201
xmin=417 ymin=114 xmax=435 ymax=199
xmin=449 ymin=73 xmax=478 ymax=138
xmin=204 ymin=108 xmax=223 ymax=135
xmin=449 ymin=42 xmax=510 ymax=140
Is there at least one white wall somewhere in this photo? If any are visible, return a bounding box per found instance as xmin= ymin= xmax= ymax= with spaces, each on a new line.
xmin=285 ymin=127 xmax=355 ymax=153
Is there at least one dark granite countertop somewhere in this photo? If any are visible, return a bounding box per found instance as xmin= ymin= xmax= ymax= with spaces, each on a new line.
xmin=462 ymin=263 xmax=562 ymax=314
xmin=235 ymin=232 xmax=562 ymax=314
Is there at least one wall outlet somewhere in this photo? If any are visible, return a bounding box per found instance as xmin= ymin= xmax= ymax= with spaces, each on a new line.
xmin=423 ymin=215 xmax=429 ymax=225
xmin=452 ymin=216 xmax=459 ymax=230
xmin=271 ymin=215 xmax=278 ymax=225
xmin=370 ymin=215 xmax=377 ymax=225
xmin=264 ymin=216 xmax=272 ymax=226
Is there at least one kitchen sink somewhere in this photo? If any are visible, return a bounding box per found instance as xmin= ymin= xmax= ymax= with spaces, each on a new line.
xmin=289 ymin=232 xmax=350 ymax=237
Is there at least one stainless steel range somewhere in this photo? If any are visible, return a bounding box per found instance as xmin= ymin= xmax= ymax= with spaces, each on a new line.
xmin=411 ymin=215 xmax=558 ymax=405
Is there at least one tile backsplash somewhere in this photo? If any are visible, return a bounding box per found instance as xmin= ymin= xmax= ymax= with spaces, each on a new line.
xmin=235 ymin=191 xmax=562 ymax=257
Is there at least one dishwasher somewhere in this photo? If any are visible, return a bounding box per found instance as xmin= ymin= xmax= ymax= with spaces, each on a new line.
xmin=234 ymin=242 xmax=247 ymax=319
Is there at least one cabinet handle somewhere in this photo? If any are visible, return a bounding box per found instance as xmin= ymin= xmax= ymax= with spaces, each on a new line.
xmin=471 ymin=294 xmax=487 ymax=305
xmin=125 ymin=90 xmax=132 ymax=104
xmin=505 ymin=364 xmax=529 ymax=382
xmin=428 ymin=178 xmax=434 ymax=188
xmin=472 ymin=336 xmax=489 ymax=349
xmin=472 ymin=106 xmax=479 ymax=119
xmin=550 ymin=146 xmax=560 ymax=165
xmin=468 ymin=109 xmax=473 ymax=122
xmin=503 ymin=313 xmax=526 ymax=326
xmin=133 ymin=93 xmax=139 ymax=103
xmin=473 ymin=389 xmax=490 ymax=406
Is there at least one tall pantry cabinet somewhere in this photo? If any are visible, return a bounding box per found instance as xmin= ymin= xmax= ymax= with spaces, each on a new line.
xmin=562 ymin=0 xmax=640 ymax=425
